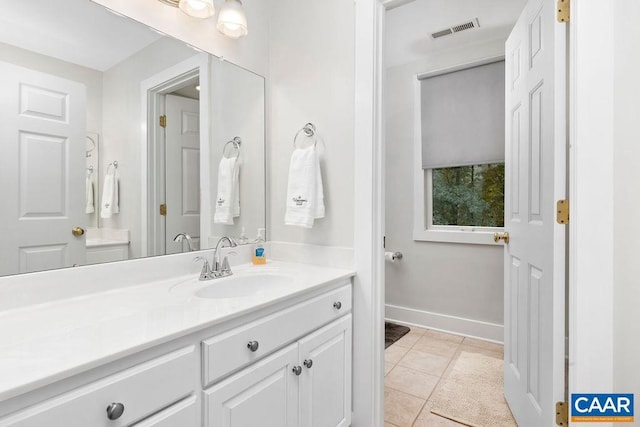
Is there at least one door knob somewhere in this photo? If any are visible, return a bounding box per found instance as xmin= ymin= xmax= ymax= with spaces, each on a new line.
xmin=292 ymin=365 xmax=302 ymax=376
xmin=247 ymin=341 xmax=259 ymax=352
xmin=72 ymin=227 xmax=85 ymax=237
xmin=303 ymin=359 xmax=313 ymax=368
xmin=493 ymin=232 xmax=510 ymax=244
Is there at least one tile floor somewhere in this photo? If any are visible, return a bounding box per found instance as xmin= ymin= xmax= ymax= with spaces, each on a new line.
xmin=384 ymin=327 xmax=504 ymax=427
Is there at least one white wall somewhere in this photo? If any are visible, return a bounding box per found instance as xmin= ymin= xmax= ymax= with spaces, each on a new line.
xmin=90 ymin=0 xmax=269 ymax=77
xmin=613 ymin=0 xmax=640 ymax=399
xmin=267 ymin=0 xmax=355 ymax=248
xmin=384 ymin=38 xmax=506 ymax=339
xmin=101 ymin=37 xmax=197 ymax=258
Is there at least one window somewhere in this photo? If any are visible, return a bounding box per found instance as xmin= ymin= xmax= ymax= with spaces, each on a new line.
xmin=431 ymin=163 xmax=504 ymax=228
xmin=413 ymin=58 xmax=506 ymax=244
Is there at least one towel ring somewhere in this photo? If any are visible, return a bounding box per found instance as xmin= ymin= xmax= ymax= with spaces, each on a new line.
xmin=86 ymin=136 xmax=96 ymax=158
xmin=223 ymin=137 xmax=242 ymax=159
xmin=293 ymin=123 xmax=317 ymax=148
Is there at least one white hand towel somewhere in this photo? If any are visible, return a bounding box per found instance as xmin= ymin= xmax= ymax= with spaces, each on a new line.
xmin=85 ymin=174 xmax=94 ymax=214
xmin=214 ymin=157 xmax=240 ymax=224
xmin=100 ymin=169 xmax=119 ymax=219
xmin=285 ymin=146 xmax=325 ymax=228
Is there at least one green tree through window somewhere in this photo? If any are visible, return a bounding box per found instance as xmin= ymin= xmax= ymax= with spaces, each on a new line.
xmin=432 ymin=163 xmax=504 ymax=227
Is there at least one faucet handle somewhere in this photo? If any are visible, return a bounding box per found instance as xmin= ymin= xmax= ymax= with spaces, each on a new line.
xmin=220 ymin=255 xmax=232 ymax=274
xmin=193 ymin=256 xmax=212 ymax=280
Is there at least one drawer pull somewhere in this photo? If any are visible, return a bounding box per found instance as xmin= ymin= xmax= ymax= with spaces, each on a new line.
xmin=333 ymin=301 xmax=342 ymax=310
xmin=292 ymin=365 xmax=302 ymax=376
xmin=106 ymin=402 xmax=125 ymax=420
xmin=303 ymin=359 xmax=313 ymax=369
xmin=247 ymin=341 xmax=259 ymax=352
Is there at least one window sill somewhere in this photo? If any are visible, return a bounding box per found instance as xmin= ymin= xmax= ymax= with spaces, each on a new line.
xmin=413 ymin=228 xmax=504 ymax=246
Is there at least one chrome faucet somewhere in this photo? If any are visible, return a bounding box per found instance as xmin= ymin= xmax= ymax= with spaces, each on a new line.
xmin=194 ymin=236 xmax=238 ymax=281
xmin=173 ymin=233 xmax=194 ymax=252
xmin=212 ymin=236 xmax=238 ymax=277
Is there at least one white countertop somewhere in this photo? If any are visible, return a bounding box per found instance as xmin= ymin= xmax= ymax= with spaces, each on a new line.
xmin=0 ymin=261 xmax=354 ymax=402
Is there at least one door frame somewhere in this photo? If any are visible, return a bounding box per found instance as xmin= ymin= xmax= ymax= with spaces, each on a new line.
xmin=140 ymin=54 xmax=210 ymax=257
xmin=568 ymin=0 xmax=615 ymax=400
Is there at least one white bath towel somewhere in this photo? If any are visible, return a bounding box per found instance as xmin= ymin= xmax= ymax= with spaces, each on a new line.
xmin=285 ymin=146 xmax=324 ymax=228
xmin=85 ymin=174 xmax=95 ymax=214
xmin=100 ymin=169 xmax=119 ymax=219
xmin=214 ymin=156 xmax=240 ymax=224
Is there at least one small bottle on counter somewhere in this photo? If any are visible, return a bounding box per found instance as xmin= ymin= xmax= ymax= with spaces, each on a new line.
xmin=252 ymin=228 xmax=266 ymax=265
xmin=237 ymin=227 xmax=249 ymax=245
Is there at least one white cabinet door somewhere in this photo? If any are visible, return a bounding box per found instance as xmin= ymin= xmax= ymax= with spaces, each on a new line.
xmin=298 ymin=315 xmax=352 ymax=427
xmin=204 ymin=344 xmax=299 ymax=427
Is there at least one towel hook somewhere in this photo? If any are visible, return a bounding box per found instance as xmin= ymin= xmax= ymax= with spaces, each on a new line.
xmin=222 ymin=137 xmax=242 ymax=159
xmin=106 ymin=160 xmax=118 ymax=174
xmin=293 ymin=123 xmax=317 ymax=148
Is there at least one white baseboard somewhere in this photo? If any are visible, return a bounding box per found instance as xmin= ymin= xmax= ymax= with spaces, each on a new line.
xmin=385 ymin=304 xmax=504 ymax=343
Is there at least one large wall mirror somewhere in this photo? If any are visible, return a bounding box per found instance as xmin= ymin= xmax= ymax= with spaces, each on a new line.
xmin=0 ymin=0 xmax=266 ymax=277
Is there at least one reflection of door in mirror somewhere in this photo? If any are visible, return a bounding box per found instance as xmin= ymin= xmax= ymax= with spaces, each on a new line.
xmin=0 ymin=61 xmax=87 ymax=275
xmin=165 ymin=93 xmax=201 ymax=254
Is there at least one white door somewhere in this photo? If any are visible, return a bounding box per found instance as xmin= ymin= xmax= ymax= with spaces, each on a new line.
xmin=204 ymin=344 xmax=299 ymax=427
xmin=503 ymin=0 xmax=567 ymax=425
xmin=164 ymin=94 xmax=200 ymax=254
xmin=0 ymin=61 xmax=86 ymax=276
xmin=298 ymin=315 xmax=352 ymax=427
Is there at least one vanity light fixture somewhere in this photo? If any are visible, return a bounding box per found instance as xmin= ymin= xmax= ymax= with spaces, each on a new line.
xmin=216 ymin=0 xmax=248 ymax=39
xmin=157 ymin=0 xmax=215 ymax=19
xmin=179 ymin=0 xmax=215 ymax=19
xmin=156 ymin=0 xmax=247 ymax=38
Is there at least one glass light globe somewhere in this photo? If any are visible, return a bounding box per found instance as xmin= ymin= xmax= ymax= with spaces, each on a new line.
xmin=217 ymin=0 xmax=248 ymax=39
xmin=179 ymin=0 xmax=215 ymax=19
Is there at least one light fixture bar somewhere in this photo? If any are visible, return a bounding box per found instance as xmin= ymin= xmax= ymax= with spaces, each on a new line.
xmin=157 ymin=0 xmax=180 ymax=6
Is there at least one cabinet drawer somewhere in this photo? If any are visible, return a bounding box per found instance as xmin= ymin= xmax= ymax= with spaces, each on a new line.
xmin=0 ymin=346 xmax=196 ymax=427
xmin=133 ymin=395 xmax=198 ymax=427
xmin=202 ymin=284 xmax=351 ymax=386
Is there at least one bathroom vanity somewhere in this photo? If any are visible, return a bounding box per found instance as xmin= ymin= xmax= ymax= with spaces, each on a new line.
xmin=0 ymin=261 xmax=354 ymax=427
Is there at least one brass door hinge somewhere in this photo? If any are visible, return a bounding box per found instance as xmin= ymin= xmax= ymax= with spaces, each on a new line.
xmin=557 ymin=0 xmax=570 ymax=23
xmin=556 ymin=401 xmax=568 ymax=426
xmin=556 ymin=200 xmax=569 ymax=224
xmin=160 ymin=204 xmax=167 ymax=216
xmin=159 ymin=115 xmax=167 ymax=128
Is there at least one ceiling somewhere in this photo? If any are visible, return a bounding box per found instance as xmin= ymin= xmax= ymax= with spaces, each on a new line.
xmin=0 ymin=0 xmax=163 ymax=71
xmin=385 ymin=0 xmax=527 ymax=68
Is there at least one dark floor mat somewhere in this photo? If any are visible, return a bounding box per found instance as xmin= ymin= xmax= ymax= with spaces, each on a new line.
xmin=385 ymin=322 xmax=411 ymax=349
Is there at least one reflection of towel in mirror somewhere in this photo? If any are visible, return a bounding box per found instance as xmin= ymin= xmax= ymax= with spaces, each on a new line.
xmin=100 ymin=169 xmax=119 ymax=219
xmin=85 ymin=174 xmax=95 ymax=214
xmin=214 ymin=156 xmax=240 ymax=224
xmin=285 ymin=146 xmax=324 ymax=228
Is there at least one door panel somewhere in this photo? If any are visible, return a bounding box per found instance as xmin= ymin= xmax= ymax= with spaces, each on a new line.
xmin=204 ymin=344 xmax=299 ymax=427
xmin=165 ymin=94 xmax=200 ymax=254
xmin=298 ymin=315 xmax=352 ymax=427
xmin=0 ymin=61 xmax=86 ymax=275
xmin=503 ymin=0 xmax=567 ymax=425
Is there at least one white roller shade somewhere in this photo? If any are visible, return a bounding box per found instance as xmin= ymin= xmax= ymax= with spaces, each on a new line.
xmin=420 ymin=60 xmax=505 ymax=169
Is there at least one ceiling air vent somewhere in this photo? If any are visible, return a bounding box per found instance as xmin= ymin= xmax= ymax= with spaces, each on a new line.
xmin=430 ymin=18 xmax=480 ymax=39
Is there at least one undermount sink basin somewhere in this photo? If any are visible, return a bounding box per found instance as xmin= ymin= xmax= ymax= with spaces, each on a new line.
xmin=194 ymin=273 xmax=295 ymax=299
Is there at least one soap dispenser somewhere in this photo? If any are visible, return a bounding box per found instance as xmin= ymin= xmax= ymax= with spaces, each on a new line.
xmin=252 ymin=228 xmax=266 ymax=265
